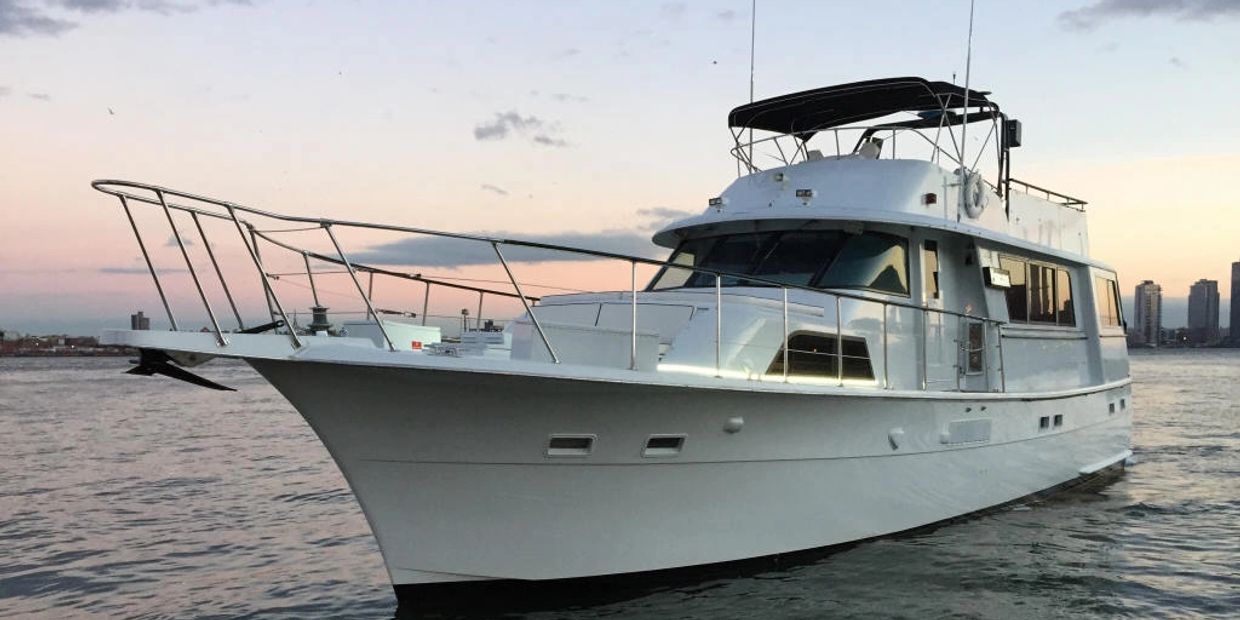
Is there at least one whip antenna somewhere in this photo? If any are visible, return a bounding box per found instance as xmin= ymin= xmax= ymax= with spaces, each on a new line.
xmin=959 ymin=0 xmax=976 ymax=213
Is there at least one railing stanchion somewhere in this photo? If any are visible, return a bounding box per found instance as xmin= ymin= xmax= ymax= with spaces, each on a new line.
xmin=920 ymin=307 xmax=929 ymax=390
xmin=367 ymin=272 xmax=375 ymax=320
xmin=324 ymin=223 xmax=395 ymax=352
xmin=630 ymin=260 xmax=638 ymax=371
xmin=191 ymin=212 xmax=244 ymax=331
xmin=157 ymin=189 xmax=227 ymax=347
xmin=227 ymin=207 xmax=301 ymax=349
xmin=836 ymin=296 xmax=843 ymax=387
xmin=493 ymin=242 xmax=558 ymax=363
xmin=781 ymin=287 xmax=789 ymax=382
xmin=303 ymin=252 xmax=321 ymax=307
xmin=421 ymin=282 xmax=430 ymax=326
xmin=477 ymin=291 xmax=484 ymax=331
xmin=996 ymin=321 xmax=1007 ymax=392
xmin=882 ymin=302 xmax=890 ymax=389
xmin=249 ymin=225 xmax=277 ymax=324
xmin=118 ymin=195 xmax=178 ymax=331
xmin=715 ymin=274 xmax=723 ymax=378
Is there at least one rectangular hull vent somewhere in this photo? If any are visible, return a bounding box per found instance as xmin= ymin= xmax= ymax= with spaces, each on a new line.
xmin=940 ymin=419 xmax=992 ymax=445
xmin=546 ymin=435 xmax=595 ymax=457
xmin=643 ymin=435 xmax=685 ymax=457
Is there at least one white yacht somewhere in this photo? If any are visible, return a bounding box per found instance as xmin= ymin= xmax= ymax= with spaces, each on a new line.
xmin=97 ymin=77 xmax=1132 ymax=607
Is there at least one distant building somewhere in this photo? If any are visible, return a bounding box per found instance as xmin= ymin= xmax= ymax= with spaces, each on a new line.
xmin=1131 ymin=280 xmax=1162 ymax=347
xmin=1231 ymin=261 xmax=1240 ymax=345
xmin=1188 ymin=279 xmax=1220 ymax=344
xmin=130 ymin=311 xmax=151 ymax=331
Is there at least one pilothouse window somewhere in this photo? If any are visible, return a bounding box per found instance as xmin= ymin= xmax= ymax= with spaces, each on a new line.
xmin=649 ymin=230 xmax=908 ymax=296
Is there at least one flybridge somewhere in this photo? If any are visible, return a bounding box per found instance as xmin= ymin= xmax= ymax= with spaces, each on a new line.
xmin=725 ymin=76 xmax=1084 ymax=213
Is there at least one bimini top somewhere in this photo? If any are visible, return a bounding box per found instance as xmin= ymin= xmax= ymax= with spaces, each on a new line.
xmin=728 ymin=77 xmax=993 ymax=137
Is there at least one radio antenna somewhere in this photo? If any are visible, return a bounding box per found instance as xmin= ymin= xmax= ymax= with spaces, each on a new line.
xmin=959 ymin=0 xmax=976 ymax=211
xmin=749 ymin=0 xmax=756 ymax=103
xmin=747 ymin=0 xmax=757 ymax=166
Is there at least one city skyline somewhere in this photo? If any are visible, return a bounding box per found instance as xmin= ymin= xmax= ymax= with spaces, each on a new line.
xmin=2 ymin=1 xmax=1240 ymax=335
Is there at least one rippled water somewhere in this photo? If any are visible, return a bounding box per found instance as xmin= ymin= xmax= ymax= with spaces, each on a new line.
xmin=1 ymin=350 xmax=1237 ymax=619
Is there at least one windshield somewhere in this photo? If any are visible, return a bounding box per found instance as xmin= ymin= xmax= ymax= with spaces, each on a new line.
xmin=648 ymin=230 xmax=908 ymax=296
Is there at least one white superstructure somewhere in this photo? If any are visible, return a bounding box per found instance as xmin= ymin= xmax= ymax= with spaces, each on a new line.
xmin=96 ymin=77 xmax=1132 ymax=608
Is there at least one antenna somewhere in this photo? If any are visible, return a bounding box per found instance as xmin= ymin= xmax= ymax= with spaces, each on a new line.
xmin=749 ymin=0 xmax=756 ymax=103
xmin=959 ymin=0 xmax=976 ymax=213
xmin=747 ymin=0 xmax=757 ymax=166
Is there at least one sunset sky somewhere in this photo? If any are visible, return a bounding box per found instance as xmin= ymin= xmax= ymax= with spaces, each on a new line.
xmin=2 ymin=0 xmax=1238 ymax=335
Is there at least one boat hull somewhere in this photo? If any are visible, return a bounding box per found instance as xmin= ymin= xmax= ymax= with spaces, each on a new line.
xmin=247 ymin=358 xmax=1132 ymax=589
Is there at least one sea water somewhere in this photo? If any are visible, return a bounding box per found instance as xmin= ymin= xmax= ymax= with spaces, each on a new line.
xmin=1 ymin=350 xmax=1236 ymax=619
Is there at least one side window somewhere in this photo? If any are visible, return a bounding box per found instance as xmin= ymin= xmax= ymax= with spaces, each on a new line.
xmin=1094 ymin=275 xmax=1123 ymax=327
xmin=1028 ymin=264 xmax=1057 ymax=323
xmin=1056 ymin=268 xmax=1075 ymax=326
xmin=923 ymin=240 xmax=940 ymax=302
xmin=999 ymin=256 xmax=1027 ymax=322
xmin=767 ymin=333 xmax=874 ymax=380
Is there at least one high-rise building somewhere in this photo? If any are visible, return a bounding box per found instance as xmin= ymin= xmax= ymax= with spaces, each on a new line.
xmin=1132 ymin=280 xmax=1162 ymax=347
xmin=130 ymin=311 xmax=151 ymax=331
xmin=1231 ymin=261 xmax=1240 ymax=345
xmin=1187 ymin=279 xmax=1220 ymax=344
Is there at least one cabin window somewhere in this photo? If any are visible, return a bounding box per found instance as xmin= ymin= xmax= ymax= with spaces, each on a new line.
xmin=767 ymin=332 xmax=874 ymax=380
xmin=1029 ymin=264 xmax=1057 ymax=323
xmin=1094 ymin=276 xmax=1123 ymax=327
xmin=815 ymin=232 xmax=909 ymax=295
xmin=752 ymin=231 xmax=845 ymax=286
xmin=648 ymin=230 xmax=908 ymax=297
xmin=999 ymin=254 xmax=1078 ymax=327
xmin=923 ymin=240 xmax=940 ymax=301
xmin=1000 ymin=256 xmax=1028 ymax=322
xmin=1056 ymin=269 xmax=1075 ymax=326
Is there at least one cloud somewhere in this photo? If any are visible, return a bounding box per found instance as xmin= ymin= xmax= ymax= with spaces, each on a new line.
xmin=480 ymin=183 xmax=508 ymax=196
xmin=549 ymin=92 xmax=589 ymax=104
xmin=552 ymin=47 xmax=580 ymax=59
xmin=532 ymin=134 xmax=569 ymax=148
xmin=0 ymin=85 xmax=10 ymax=97
xmin=1169 ymin=56 xmax=1187 ymax=69
xmin=715 ymin=9 xmax=737 ymax=21
xmin=473 ymin=110 xmax=542 ymax=141
xmin=99 ymin=266 xmax=188 ymax=274
xmin=660 ymin=2 xmax=685 ymax=19
xmin=637 ymin=207 xmax=696 ymax=231
xmin=164 ymin=235 xmax=193 ymax=247
xmin=473 ymin=110 xmax=570 ymax=147
xmin=27 ymin=92 xmax=50 ymax=101
xmin=0 ymin=0 xmax=250 ymax=38
xmin=349 ymin=206 xmax=699 ymax=268
xmin=352 ymin=231 xmax=665 ymax=267
xmin=0 ymin=0 xmax=76 ymax=36
xmin=1058 ymin=0 xmax=1240 ymax=31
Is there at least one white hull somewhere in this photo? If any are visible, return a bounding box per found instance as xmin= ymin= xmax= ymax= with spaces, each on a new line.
xmin=248 ymin=358 xmax=1132 ymax=587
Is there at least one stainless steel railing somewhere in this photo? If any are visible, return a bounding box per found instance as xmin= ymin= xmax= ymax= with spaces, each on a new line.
xmin=93 ymin=179 xmax=1008 ymax=392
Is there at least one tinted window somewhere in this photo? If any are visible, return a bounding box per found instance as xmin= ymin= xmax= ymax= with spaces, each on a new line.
xmin=649 ymin=237 xmax=715 ymax=290
xmin=1056 ymin=268 xmax=1075 ymax=326
xmin=816 ymin=233 xmax=908 ymax=295
xmin=767 ymin=333 xmax=873 ymax=380
xmin=1029 ymin=264 xmax=1056 ymax=323
xmin=1000 ymin=256 xmax=1027 ymax=321
xmin=1094 ymin=276 xmax=1122 ymax=327
xmin=752 ymin=231 xmax=844 ymax=285
xmin=923 ymin=240 xmax=940 ymax=301
xmin=686 ymin=232 xmax=775 ymax=287
xmin=647 ymin=230 xmax=904 ymax=296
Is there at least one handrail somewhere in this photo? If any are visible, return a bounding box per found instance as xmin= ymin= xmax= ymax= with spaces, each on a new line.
xmin=90 ymin=179 xmax=1001 ymax=326
xmin=1006 ymin=177 xmax=1087 ymax=210
xmin=94 ymin=178 xmax=1009 ymax=393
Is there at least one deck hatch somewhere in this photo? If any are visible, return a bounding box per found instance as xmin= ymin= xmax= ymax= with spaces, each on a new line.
xmin=546 ymin=435 xmax=595 ymax=457
xmin=643 ymin=435 xmax=686 ymax=457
